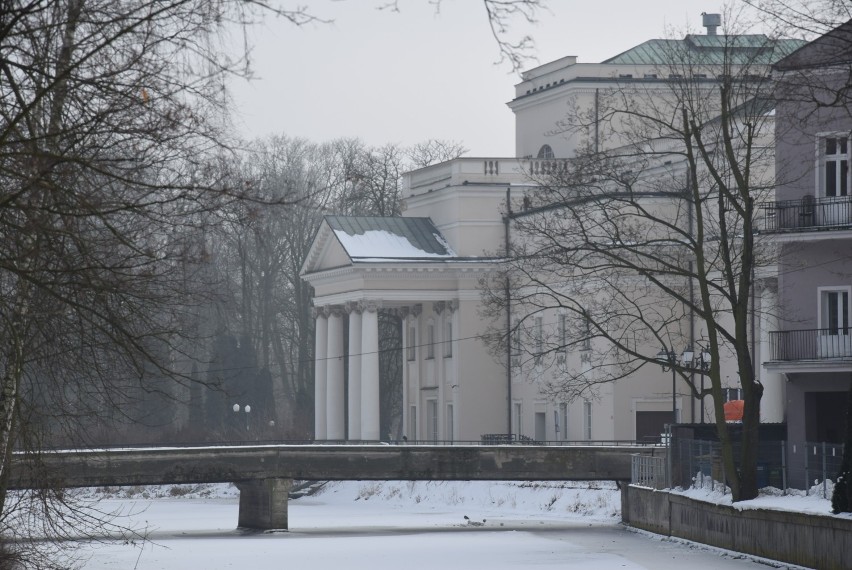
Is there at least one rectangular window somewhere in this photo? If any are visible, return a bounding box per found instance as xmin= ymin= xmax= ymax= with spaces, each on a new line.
xmin=559 ymin=403 xmax=569 ymax=441
xmin=725 ymin=388 xmax=743 ymax=402
xmin=534 ymin=316 xmax=543 ymax=365
xmin=446 ymin=404 xmax=454 ymax=441
xmin=409 ymin=406 xmax=417 ymax=441
xmin=583 ymin=401 xmax=592 ymax=440
xmin=821 ymin=289 xmax=850 ymax=334
xmin=513 ymin=402 xmax=522 ymax=438
xmin=426 ymin=323 xmax=435 ymax=359
xmin=534 ymin=412 xmax=546 ymax=441
xmin=407 ymin=325 xmax=416 ymax=361
xmin=558 ymin=314 xmax=567 ymax=347
xmin=822 ymin=136 xmax=850 ymax=197
xmin=444 ymin=321 xmax=453 ymax=357
xmin=582 ymin=315 xmax=592 ymax=350
xmin=426 ymin=399 xmax=438 ymax=442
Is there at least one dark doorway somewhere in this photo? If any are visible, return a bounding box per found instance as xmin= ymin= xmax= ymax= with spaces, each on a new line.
xmin=805 ymin=392 xmax=847 ymax=442
xmin=636 ymin=411 xmax=674 ymax=443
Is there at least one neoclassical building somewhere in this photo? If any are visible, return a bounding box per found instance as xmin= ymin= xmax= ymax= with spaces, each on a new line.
xmin=301 ymin=16 xmax=803 ymax=443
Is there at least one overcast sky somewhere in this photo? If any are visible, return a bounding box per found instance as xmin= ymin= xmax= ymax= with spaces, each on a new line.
xmin=229 ymin=1 xmax=773 ymax=157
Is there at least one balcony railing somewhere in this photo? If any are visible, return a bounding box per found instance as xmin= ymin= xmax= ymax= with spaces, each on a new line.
xmin=769 ymin=328 xmax=852 ymax=361
xmin=762 ymin=195 xmax=852 ymax=232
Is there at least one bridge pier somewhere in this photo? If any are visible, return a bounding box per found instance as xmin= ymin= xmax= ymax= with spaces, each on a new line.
xmin=236 ymin=478 xmax=292 ymax=530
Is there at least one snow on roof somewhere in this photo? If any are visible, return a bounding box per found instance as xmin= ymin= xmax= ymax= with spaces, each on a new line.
xmin=326 ymin=216 xmax=457 ymax=260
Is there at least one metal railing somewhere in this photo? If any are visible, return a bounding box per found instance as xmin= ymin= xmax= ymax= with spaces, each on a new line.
xmin=769 ymin=328 xmax=852 ymax=361
xmin=762 ymin=195 xmax=852 ymax=232
xmin=631 ymin=454 xmax=668 ymax=489
xmin=670 ymin=438 xmax=844 ymax=497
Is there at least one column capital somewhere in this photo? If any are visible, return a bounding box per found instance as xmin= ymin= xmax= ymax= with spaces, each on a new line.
xmin=326 ymin=304 xmax=344 ymax=318
xmin=359 ymin=300 xmax=381 ymax=313
xmin=344 ymin=301 xmax=362 ymax=315
xmin=411 ymin=303 xmax=422 ymax=318
xmin=433 ymin=301 xmax=446 ymax=314
xmin=447 ymin=299 xmax=458 ymax=313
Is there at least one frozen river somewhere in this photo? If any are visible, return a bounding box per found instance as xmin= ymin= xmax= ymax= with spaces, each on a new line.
xmin=71 ymin=481 xmax=802 ymax=569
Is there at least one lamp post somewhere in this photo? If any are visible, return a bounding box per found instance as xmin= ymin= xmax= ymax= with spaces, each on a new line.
xmin=695 ymin=349 xmax=711 ymax=424
xmin=233 ymin=403 xmax=251 ymax=433
xmin=656 ymin=347 xmax=678 ymax=425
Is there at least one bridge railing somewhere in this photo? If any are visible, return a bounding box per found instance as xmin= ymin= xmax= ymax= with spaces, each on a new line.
xmin=631 ymin=454 xmax=668 ymax=489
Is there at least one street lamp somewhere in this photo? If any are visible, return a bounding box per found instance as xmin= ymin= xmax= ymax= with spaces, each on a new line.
xmin=695 ymin=349 xmax=711 ymax=424
xmin=656 ymin=347 xmax=678 ymax=425
xmin=233 ymin=403 xmax=251 ymax=432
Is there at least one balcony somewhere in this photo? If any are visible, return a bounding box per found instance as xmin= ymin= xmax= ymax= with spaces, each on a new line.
xmin=762 ymin=195 xmax=852 ymax=233
xmin=769 ymin=329 xmax=852 ymax=362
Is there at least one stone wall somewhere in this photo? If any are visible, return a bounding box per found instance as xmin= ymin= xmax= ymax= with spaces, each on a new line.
xmin=622 ymin=485 xmax=852 ymax=570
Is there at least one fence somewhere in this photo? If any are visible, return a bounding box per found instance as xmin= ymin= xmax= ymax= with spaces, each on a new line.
xmin=631 ymin=454 xmax=668 ymax=490
xmin=663 ymin=438 xmax=845 ymax=497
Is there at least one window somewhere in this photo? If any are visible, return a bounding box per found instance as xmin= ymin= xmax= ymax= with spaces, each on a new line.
xmin=426 ymin=400 xmax=438 ymax=442
xmin=407 ymin=325 xmax=416 ymax=361
xmin=820 ymin=288 xmax=850 ymax=334
xmin=583 ymin=401 xmax=592 ymax=440
xmin=446 ymin=404 xmax=454 ymax=441
xmin=534 ymin=316 xmax=543 ymax=365
xmin=534 ymin=412 xmax=546 ymax=441
xmin=537 ymin=144 xmax=554 ymax=159
xmin=513 ymin=402 xmax=522 ymax=437
xmin=581 ymin=315 xmax=592 ymax=351
xmin=426 ymin=322 xmax=435 ymax=359
xmin=444 ymin=321 xmax=453 ymax=357
xmin=724 ymin=388 xmax=743 ymax=402
xmin=409 ymin=406 xmax=417 ymax=441
xmin=822 ymin=136 xmax=849 ymax=197
xmin=559 ymin=403 xmax=569 ymax=441
xmin=557 ymin=314 xmax=568 ymax=363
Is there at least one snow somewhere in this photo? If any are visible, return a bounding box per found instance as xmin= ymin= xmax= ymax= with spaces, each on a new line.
xmin=63 ymin=480 xmax=813 ymax=569
xmin=674 ymin=476 xmax=852 ymax=518
xmin=334 ymin=229 xmax=457 ymax=259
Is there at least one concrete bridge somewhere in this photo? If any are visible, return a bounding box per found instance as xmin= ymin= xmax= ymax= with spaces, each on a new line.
xmin=10 ymin=444 xmax=663 ymax=530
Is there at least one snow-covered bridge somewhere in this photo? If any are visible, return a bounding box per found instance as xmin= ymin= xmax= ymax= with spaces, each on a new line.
xmin=10 ymin=444 xmax=663 ymax=530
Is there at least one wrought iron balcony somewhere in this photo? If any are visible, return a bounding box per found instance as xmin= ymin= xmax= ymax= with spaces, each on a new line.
xmin=762 ymin=195 xmax=852 ymax=233
xmin=769 ymin=328 xmax=852 ymax=361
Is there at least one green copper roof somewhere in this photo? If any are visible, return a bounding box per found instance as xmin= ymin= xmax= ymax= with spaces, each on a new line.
xmin=602 ymin=34 xmax=808 ymax=66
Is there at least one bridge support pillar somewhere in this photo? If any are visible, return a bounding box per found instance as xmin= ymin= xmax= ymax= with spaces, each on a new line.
xmin=236 ymin=478 xmax=292 ymax=530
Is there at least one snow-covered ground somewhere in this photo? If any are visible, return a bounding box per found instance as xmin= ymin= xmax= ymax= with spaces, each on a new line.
xmin=60 ymin=480 xmax=818 ymax=569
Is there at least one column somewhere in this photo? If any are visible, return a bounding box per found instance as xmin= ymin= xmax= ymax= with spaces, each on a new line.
xmin=759 ymin=279 xmax=784 ymax=423
xmin=347 ymin=303 xmax=362 ymax=441
xmin=236 ymin=478 xmax=292 ymax=530
xmin=361 ymin=301 xmax=380 ymax=441
xmin=326 ymin=307 xmax=345 ymax=440
xmin=313 ymin=309 xmax=328 ymax=440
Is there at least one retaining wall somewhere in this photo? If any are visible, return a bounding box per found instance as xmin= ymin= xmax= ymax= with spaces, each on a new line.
xmin=621 ymin=485 xmax=852 ymax=570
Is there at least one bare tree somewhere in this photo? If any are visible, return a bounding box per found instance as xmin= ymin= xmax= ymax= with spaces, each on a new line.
xmin=481 ymin=20 xmax=792 ymax=501
xmin=0 ymin=0 xmax=317 ymax=565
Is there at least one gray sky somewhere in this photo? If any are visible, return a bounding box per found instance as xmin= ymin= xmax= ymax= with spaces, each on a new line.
xmin=229 ymin=1 xmax=760 ymax=156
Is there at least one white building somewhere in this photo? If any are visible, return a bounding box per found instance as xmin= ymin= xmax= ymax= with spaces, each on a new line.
xmin=301 ymin=16 xmax=804 ymax=443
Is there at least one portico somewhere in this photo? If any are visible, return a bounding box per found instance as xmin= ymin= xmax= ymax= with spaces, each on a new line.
xmin=301 ymin=215 xmax=501 ymax=442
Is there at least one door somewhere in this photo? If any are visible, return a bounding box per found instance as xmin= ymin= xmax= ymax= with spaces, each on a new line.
xmin=534 ymin=412 xmax=546 ymax=441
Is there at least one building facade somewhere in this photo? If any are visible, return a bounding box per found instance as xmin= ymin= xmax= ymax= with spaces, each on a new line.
xmin=301 ymin=16 xmax=807 ymax=443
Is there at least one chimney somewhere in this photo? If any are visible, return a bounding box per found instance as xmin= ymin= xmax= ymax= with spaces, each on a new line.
xmin=702 ymin=12 xmax=722 ymax=35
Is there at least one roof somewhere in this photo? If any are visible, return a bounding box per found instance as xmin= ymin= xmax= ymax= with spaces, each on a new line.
xmin=602 ymin=34 xmax=807 ymax=66
xmin=773 ymin=19 xmax=852 ymax=71
xmin=325 ymin=216 xmax=457 ymax=260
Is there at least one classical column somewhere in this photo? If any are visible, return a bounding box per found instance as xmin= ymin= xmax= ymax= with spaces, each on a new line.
xmin=313 ymin=308 xmax=328 ymax=440
xmin=360 ymin=301 xmax=380 ymax=441
xmin=346 ymin=302 xmax=362 ymax=441
xmin=326 ymin=307 xmax=345 ymax=440
xmin=759 ymin=279 xmax=784 ymax=423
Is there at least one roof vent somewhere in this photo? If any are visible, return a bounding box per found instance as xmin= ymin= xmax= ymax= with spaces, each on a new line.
xmin=702 ymin=12 xmax=721 ymax=35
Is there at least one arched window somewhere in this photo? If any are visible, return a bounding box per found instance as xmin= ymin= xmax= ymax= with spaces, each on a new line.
xmin=537 ymin=144 xmax=554 ymax=159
